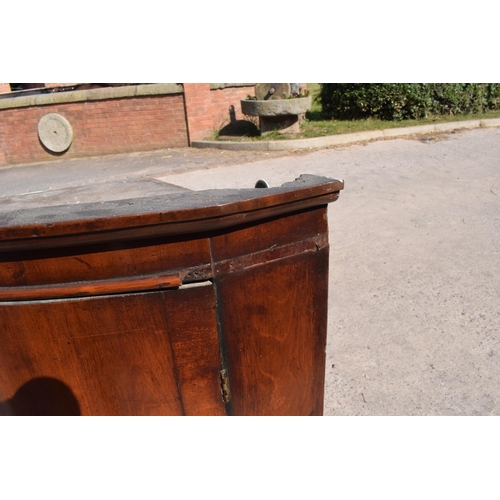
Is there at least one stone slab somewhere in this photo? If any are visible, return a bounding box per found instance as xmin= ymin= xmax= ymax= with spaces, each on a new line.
xmin=38 ymin=113 xmax=74 ymax=152
xmin=0 ymin=84 xmax=184 ymax=110
xmin=480 ymin=118 xmax=500 ymax=127
xmin=241 ymin=96 xmax=311 ymax=117
xmin=434 ymin=120 xmax=480 ymax=131
xmin=383 ymin=125 xmax=434 ymax=137
xmin=268 ymin=137 xmax=327 ymax=150
xmin=255 ymin=83 xmax=290 ymax=100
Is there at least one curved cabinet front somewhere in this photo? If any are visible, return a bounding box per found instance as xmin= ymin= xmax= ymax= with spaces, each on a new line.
xmin=0 ymin=175 xmax=344 ymax=415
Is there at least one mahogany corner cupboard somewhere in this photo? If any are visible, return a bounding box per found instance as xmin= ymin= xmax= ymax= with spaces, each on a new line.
xmin=0 ymin=174 xmax=344 ymax=416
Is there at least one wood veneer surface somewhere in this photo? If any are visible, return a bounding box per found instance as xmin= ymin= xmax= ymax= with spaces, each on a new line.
xmin=0 ymin=174 xmax=344 ymax=416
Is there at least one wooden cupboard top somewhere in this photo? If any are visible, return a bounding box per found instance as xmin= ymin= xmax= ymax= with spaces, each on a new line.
xmin=0 ymin=174 xmax=344 ymax=250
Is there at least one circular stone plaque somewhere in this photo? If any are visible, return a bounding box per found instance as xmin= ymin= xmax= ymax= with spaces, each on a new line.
xmin=255 ymin=83 xmax=291 ymax=100
xmin=38 ymin=113 xmax=74 ymax=153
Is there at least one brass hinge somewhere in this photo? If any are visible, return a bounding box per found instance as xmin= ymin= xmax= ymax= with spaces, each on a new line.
xmin=219 ymin=369 xmax=231 ymax=403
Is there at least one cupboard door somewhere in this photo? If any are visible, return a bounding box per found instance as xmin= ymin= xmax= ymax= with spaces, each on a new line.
xmin=0 ymin=285 xmax=225 ymax=416
xmin=214 ymin=248 xmax=329 ymax=416
xmin=211 ymin=206 xmax=330 ymax=416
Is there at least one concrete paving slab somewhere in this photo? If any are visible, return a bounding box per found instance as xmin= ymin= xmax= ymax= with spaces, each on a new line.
xmin=481 ymin=118 xmax=500 ymax=127
xmin=382 ymin=125 xmax=434 ymax=137
xmin=268 ymin=137 xmax=327 ymax=150
xmin=434 ymin=120 xmax=480 ymax=131
xmin=326 ymin=130 xmax=385 ymax=145
xmin=0 ymin=147 xmax=303 ymax=201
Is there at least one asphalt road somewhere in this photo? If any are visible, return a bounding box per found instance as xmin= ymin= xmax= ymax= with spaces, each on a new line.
xmin=1 ymin=127 xmax=499 ymax=415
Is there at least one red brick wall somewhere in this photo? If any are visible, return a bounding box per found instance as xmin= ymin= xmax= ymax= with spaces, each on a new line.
xmin=0 ymin=94 xmax=188 ymax=166
xmin=0 ymin=84 xmax=257 ymax=166
xmin=183 ymin=84 xmax=214 ymax=142
xmin=183 ymin=84 xmax=256 ymax=143
xmin=210 ymin=86 xmax=255 ymax=127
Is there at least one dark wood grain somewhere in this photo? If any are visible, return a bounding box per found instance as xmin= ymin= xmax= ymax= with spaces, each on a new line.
xmin=0 ymin=235 xmax=211 ymax=287
xmin=0 ymin=273 xmax=181 ymax=301
xmin=164 ymin=283 xmax=226 ymax=416
xmin=211 ymin=205 xmax=329 ymax=262
xmin=0 ymin=260 xmax=26 ymax=287
xmin=0 ymin=175 xmax=343 ymax=416
xmin=0 ymin=293 xmax=184 ymax=415
xmin=212 ymin=207 xmax=330 ymax=416
xmin=215 ymin=248 xmax=329 ymax=416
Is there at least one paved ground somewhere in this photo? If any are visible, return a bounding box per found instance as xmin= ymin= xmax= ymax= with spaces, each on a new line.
xmin=1 ymin=127 xmax=499 ymax=415
xmin=0 ymin=147 xmax=306 ymax=203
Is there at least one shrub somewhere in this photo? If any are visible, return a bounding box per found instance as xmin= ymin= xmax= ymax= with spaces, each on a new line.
xmin=318 ymin=83 xmax=500 ymax=121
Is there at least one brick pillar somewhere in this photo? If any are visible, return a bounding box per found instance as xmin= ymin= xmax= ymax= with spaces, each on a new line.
xmin=183 ymin=84 xmax=214 ymax=144
xmin=0 ymin=84 xmax=9 ymax=164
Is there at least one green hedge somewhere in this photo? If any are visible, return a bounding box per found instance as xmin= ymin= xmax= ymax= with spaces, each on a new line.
xmin=318 ymin=84 xmax=500 ymax=121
